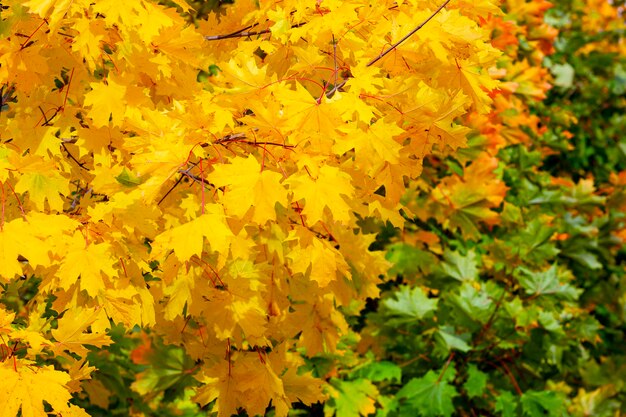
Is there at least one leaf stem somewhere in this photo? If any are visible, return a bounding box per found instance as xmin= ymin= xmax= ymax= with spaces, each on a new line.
xmin=436 ymin=352 xmax=455 ymax=384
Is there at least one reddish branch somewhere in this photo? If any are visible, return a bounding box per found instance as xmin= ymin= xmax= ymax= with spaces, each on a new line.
xmin=367 ymin=0 xmax=452 ymax=67
xmin=204 ymin=22 xmax=307 ymax=41
xmin=327 ymin=0 xmax=452 ymax=98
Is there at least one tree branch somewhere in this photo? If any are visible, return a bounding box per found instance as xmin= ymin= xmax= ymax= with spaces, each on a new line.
xmin=367 ymin=0 xmax=451 ymax=67
xmin=326 ymin=0 xmax=451 ymax=98
xmin=204 ymin=22 xmax=306 ymax=41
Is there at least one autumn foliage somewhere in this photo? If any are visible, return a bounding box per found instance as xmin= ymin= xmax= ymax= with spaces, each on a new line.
xmin=0 ymin=0 xmax=625 ymax=416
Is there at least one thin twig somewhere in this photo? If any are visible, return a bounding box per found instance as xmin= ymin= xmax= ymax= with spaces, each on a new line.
xmin=325 ymin=79 xmax=348 ymax=98
xmin=158 ymin=174 xmax=185 ymax=206
xmin=205 ymin=22 xmax=306 ymax=41
xmin=498 ymin=360 xmax=523 ymax=396
xmin=158 ymin=161 xmax=201 ymax=206
xmin=326 ymin=0 xmax=451 ymax=98
xmin=200 ymin=132 xmax=247 ymax=147
xmin=367 ymin=0 xmax=451 ymax=67
xmin=332 ymin=34 xmax=338 ymax=88
xmin=180 ymin=169 xmax=215 ymax=188
xmin=211 ymin=130 xmax=294 ymax=149
xmin=218 ymin=139 xmax=295 ymax=149
xmin=61 ymin=143 xmax=89 ymax=171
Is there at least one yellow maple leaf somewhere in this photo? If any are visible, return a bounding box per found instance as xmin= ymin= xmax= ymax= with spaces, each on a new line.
xmin=210 ymin=155 xmax=288 ymax=223
xmin=163 ymin=269 xmax=195 ymax=320
xmin=151 ymin=205 xmax=234 ymax=261
xmin=209 ymin=289 xmax=268 ymax=340
xmin=71 ymin=18 xmax=106 ymax=70
xmin=0 ymin=307 xmax=15 ymax=334
xmin=287 ymin=233 xmax=348 ymax=287
xmin=84 ymin=79 xmax=127 ymax=127
xmin=23 ymin=0 xmax=84 ymax=29
xmin=57 ymin=233 xmax=118 ymax=297
xmin=288 ymin=165 xmax=354 ymax=225
xmin=0 ymin=228 xmax=28 ymax=281
xmin=282 ymin=368 xmax=326 ymax=406
xmin=96 ymin=288 xmax=144 ymax=329
xmin=0 ymin=361 xmax=87 ymax=417
xmin=14 ymin=156 xmax=70 ymax=212
xmin=455 ymin=60 xmax=499 ymax=114
xmin=52 ymin=307 xmax=112 ymax=356
xmin=334 ymin=119 xmax=404 ymax=171
xmin=195 ymin=360 xmax=241 ymax=417
xmin=10 ymin=328 xmax=50 ymax=356
xmin=0 ymin=217 xmax=51 ymax=281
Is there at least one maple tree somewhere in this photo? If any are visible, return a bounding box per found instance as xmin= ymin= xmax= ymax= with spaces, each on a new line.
xmin=0 ymin=0 xmax=504 ymax=415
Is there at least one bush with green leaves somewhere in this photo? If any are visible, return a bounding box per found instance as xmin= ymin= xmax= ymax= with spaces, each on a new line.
xmin=324 ymin=1 xmax=626 ymax=417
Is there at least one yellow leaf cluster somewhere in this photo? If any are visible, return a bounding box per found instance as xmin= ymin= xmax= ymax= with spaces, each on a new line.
xmin=0 ymin=0 xmax=502 ymax=414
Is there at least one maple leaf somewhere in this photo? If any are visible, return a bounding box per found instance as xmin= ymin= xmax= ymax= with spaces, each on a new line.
xmin=23 ymin=0 xmax=78 ymax=29
xmin=0 ymin=217 xmax=52 ymax=281
xmin=208 ymin=288 xmax=268 ymax=340
xmin=57 ymin=233 xmax=118 ymax=297
xmin=397 ymin=369 xmax=459 ymax=417
xmin=71 ymin=18 xmax=106 ymax=70
xmin=464 ymin=364 xmax=488 ymax=398
xmin=0 ymin=361 xmax=88 ymax=417
xmin=210 ymin=155 xmax=288 ymax=224
xmin=335 ymin=119 xmax=404 ymax=172
xmin=51 ymin=306 xmax=112 ymax=357
xmin=83 ymin=79 xmax=127 ymax=127
xmin=14 ymin=156 xmax=70 ymax=212
xmin=288 ymin=165 xmax=354 ymax=225
xmin=287 ymin=231 xmax=349 ymax=287
xmin=382 ymin=285 xmax=438 ymax=321
xmin=325 ymin=379 xmax=379 ymax=417
xmin=151 ymin=205 xmax=234 ymax=261
xmin=282 ymin=368 xmax=326 ymax=406
xmin=414 ymin=153 xmax=508 ymax=237
xmin=0 ymin=307 xmax=15 ymax=334
xmin=455 ymin=60 xmax=499 ymax=114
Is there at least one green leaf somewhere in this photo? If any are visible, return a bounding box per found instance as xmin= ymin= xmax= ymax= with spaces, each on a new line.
xmin=501 ymin=202 xmax=523 ymax=224
xmin=538 ymin=310 xmax=564 ymax=334
xmin=563 ymin=250 xmax=602 ymax=270
xmin=374 ymin=395 xmax=399 ymax=417
xmin=551 ymin=63 xmax=574 ymax=88
xmin=436 ymin=327 xmax=471 ymax=353
xmin=516 ymin=265 xmax=580 ymax=300
xmin=450 ymin=282 xmax=493 ymax=324
xmin=131 ymin=341 xmax=196 ymax=398
xmin=397 ymin=369 xmax=458 ymax=417
xmin=386 ymin=244 xmax=437 ymax=276
xmin=520 ymin=390 xmax=564 ymax=417
xmin=507 ymin=219 xmax=560 ymax=262
xmin=115 ymin=168 xmax=142 ymax=187
xmin=440 ymin=250 xmax=478 ymax=282
xmin=353 ymin=361 xmax=402 ymax=383
xmin=464 ymin=365 xmax=488 ymax=398
xmin=325 ymin=379 xmax=379 ymax=417
xmin=383 ymin=286 xmax=438 ymax=321
xmin=495 ymin=391 xmax=518 ymax=417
